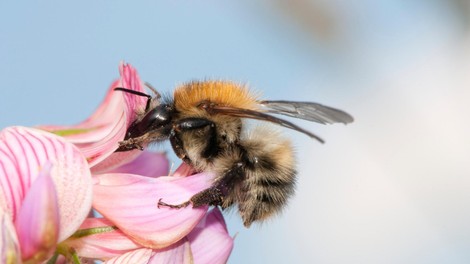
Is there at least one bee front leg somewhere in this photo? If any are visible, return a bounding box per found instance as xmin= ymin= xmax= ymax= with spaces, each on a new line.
xmin=170 ymin=117 xmax=220 ymax=160
xmin=116 ymin=137 xmax=145 ymax=151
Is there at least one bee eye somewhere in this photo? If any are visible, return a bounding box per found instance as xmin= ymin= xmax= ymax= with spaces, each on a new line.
xmin=137 ymin=104 xmax=173 ymax=132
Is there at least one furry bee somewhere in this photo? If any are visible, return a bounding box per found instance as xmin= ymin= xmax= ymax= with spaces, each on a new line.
xmin=115 ymin=81 xmax=353 ymax=227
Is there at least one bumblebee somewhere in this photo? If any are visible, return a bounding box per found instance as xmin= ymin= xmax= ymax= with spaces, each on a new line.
xmin=115 ymin=81 xmax=353 ymax=227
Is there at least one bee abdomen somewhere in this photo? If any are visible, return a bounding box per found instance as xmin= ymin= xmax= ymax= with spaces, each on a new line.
xmin=236 ymin=127 xmax=297 ymax=227
xmin=239 ymin=165 xmax=296 ymax=227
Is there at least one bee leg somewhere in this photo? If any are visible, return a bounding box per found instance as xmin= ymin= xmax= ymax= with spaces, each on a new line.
xmin=157 ymin=186 xmax=224 ymax=209
xmin=158 ymin=163 xmax=243 ymax=209
xmin=189 ymin=186 xmax=224 ymax=207
xmin=171 ymin=118 xmax=220 ymax=159
xmin=169 ymin=129 xmax=187 ymax=160
xmin=157 ymin=198 xmax=190 ymax=209
xmin=116 ymin=136 xmax=145 ymax=152
xmin=116 ymin=139 xmax=144 ymax=151
xmin=189 ymin=162 xmax=244 ymax=207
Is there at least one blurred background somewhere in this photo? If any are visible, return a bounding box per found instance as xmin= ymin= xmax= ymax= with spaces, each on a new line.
xmin=1 ymin=1 xmax=470 ymax=263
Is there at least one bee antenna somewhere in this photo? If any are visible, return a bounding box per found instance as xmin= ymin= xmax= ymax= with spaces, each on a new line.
xmin=144 ymin=82 xmax=162 ymax=100
xmin=114 ymin=87 xmax=152 ymax=112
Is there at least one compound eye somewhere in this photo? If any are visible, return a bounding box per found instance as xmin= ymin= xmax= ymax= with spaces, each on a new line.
xmin=137 ymin=104 xmax=173 ymax=132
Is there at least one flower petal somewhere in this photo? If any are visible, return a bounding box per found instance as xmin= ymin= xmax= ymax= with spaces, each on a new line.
xmin=38 ymin=79 xmax=124 ymax=145
xmin=39 ymin=62 xmax=148 ymax=168
xmin=0 ymin=210 xmax=21 ymax=264
xmin=90 ymin=62 xmax=158 ymax=170
xmin=172 ymin=162 xmax=196 ymax=177
xmin=118 ymin=62 xmax=148 ymax=125
xmin=77 ymin=114 xmax=127 ymax=167
xmin=93 ymin=171 xmax=213 ymax=249
xmin=0 ymin=126 xmax=92 ymax=242
xmin=104 ymin=248 xmax=153 ymax=264
xmin=104 ymin=151 xmax=169 ymax=178
xmin=15 ymin=163 xmax=59 ymax=262
xmin=89 ymin=150 xmax=142 ymax=175
xmin=105 ymin=239 xmax=193 ymax=264
xmin=148 ymin=238 xmax=193 ymax=264
xmin=188 ymin=208 xmax=234 ymax=264
xmin=40 ymin=63 xmax=146 ymax=144
xmin=65 ymin=218 xmax=141 ymax=260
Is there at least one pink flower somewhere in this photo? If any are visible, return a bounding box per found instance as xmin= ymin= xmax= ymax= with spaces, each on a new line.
xmin=93 ymin=166 xmax=213 ymax=249
xmin=0 ymin=207 xmax=20 ymax=263
xmin=0 ymin=62 xmax=235 ymax=263
xmin=82 ymin=154 xmax=234 ymax=263
xmin=65 ymin=207 xmax=233 ymax=264
xmin=0 ymin=126 xmax=92 ymax=263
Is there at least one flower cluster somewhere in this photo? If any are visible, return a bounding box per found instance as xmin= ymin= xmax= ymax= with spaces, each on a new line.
xmin=0 ymin=63 xmax=234 ymax=263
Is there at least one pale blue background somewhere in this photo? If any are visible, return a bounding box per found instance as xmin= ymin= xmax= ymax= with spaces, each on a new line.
xmin=1 ymin=1 xmax=470 ymax=263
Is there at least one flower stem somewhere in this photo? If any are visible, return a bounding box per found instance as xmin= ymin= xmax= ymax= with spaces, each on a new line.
xmin=46 ymin=253 xmax=59 ymax=264
xmin=48 ymin=244 xmax=82 ymax=264
xmin=70 ymin=248 xmax=81 ymax=264
xmin=70 ymin=225 xmax=117 ymax=238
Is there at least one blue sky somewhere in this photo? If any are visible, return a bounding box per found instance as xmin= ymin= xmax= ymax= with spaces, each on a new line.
xmin=1 ymin=1 xmax=470 ymax=263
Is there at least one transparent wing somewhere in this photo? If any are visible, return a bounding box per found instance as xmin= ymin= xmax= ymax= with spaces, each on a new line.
xmin=259 ymin=100 xmax=354 ymax=125
xmin=209 ymin=105 xmax=325 ymax=143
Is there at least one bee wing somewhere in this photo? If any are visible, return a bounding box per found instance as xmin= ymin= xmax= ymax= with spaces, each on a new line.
xmin=209 ymin=106 xmax=325 ymax=143
xmin=259 ymin=100 xmax=354 ymax=125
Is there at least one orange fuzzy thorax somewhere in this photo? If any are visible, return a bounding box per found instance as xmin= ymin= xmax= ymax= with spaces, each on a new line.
xmin=173 ymin=81 xmax=260 ymax=114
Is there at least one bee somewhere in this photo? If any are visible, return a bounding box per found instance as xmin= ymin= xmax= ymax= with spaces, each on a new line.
xmin=115 ymin=81 xmax=353 ymax=227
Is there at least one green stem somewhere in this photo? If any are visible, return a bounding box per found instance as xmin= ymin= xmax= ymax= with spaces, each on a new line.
xmin=46 ymin=225 xmax=118 ymax=263
xmin=70 ymin=225 xmax=117 ymax=239
xmin=70 ymin=248 xmax=81 ymax=264
xmin=46 ymin=253 xmax=59 ymax=264
xmin=49 ymin=244 xmax=82 ymax=264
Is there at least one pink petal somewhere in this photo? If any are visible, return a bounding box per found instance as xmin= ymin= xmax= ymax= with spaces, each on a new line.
xmin=103 ymin=151 xmax=169 ymax=178
xmin=105 ymin=239 xmax=193 ymax=264
xmin=40 ymin=62 xmax=146 ymax=144
xmin=65 ymin=218 xmax=141 ymax=260
xmin=89 ymin=150 xmax=142 ymax=175
xmin=118 ymin=62 xmax=148 ymax=125
xmin=77 ymin=114 xmax=127 ymax=167
xmin=72 ymin=116 xmax=124 ymax=156
xmin=89 ymin=62 xmax=157 ymax=170
xmin=41 ymin=141 xmax=93 ymax=242
xmin=105 ymin=248 xmax=153 ymax=264
xmin=0 ymin=210 xmax=21 ymax=264
xmin=93 ymin=172 xmax=214 ymax=249
xmin=0 ymin=127 xmax=92 ymax=242
xmin=147 ymin=238 xmax=193 ymax=264
xmin=172 ymin=162 xmax=196 ymax=177
xmin=38 ymin=80 xmax=124 ymax=144
xmin=188 ymin=208 xmax=234 ymax=264
xmin=15 ymin=163 xmax=59 ymax=262
xmin=39 ymin=62 xmax=149 ymax=168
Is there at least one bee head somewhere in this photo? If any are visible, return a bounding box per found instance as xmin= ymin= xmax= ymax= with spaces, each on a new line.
xmin=125 ymin=103 xmax=175 ymax=140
